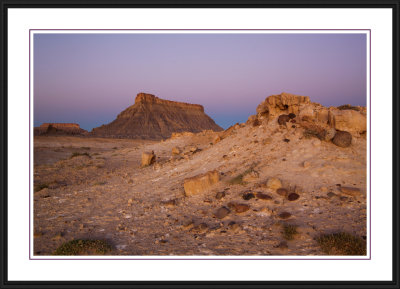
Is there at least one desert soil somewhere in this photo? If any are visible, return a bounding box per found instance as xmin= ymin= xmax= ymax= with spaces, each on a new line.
xmin=33 ymin=122 xmax=367 ymax=256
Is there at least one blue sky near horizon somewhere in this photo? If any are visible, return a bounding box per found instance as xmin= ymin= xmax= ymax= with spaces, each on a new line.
xmin=33 ymin=33 xmax=367 ymax=130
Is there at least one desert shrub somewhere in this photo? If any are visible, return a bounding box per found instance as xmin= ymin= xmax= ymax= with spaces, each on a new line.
xmin=282 ymin=224 xmax=298 ymax=240
xmin=53 ymin=239 xmax=112 ymax=255
xmin=337 ymin=104 xmax=360 ymax=111
xmin=228 ymin=168 xmax=253 ymax=186
xmin=303 ymin=129 xmax=323 ymax=140
xmin=34 ymin=183 xmax=48 ymax=192
xmin=316 ymin=232 xmax=366 ymax=255
xmin=70 ymin=152 xmax=91 ymax=159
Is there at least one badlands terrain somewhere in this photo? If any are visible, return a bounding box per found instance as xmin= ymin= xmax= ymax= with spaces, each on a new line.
xmin=33 ymin=93 xmax=367 ymax=256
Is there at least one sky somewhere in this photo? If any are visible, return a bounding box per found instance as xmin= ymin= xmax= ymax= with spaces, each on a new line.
xmin=33 ymin=33 xmax=367 ymax=130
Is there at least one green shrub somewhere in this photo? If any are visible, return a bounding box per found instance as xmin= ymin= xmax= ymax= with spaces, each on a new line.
xmin=316 ymin=232 xmax=366 ymax=255
xmin=53 ymin=239 xmax=112 ymax=255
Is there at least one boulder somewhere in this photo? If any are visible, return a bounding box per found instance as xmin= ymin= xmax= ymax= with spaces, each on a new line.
xmin=183 ymin=170 xmax=220 ymax=196
xmin=266 ymin=177 xmax=282 ymax=190
xmin=332 ymin=131 xmax=352 ymax=148
xmin=340 ymin=186 xmax=361 ymax=196
xmin=141 ymin=151 xmax=155 ymax=167
xmin=214 ymin=207 xmax=230 ymax=219
xmin=171 ymin=147 xmax=181 ymax=155
xmin=328 ymin=109 xmax=366 ymax=136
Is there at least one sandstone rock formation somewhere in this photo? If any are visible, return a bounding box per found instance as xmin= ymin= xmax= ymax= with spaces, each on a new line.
xmin=141 ymin=151 xmax=156 ymax=167
xmin=252 ymin=92 xmax=366 ymax=138
xmin=183 ymin=170 xmax=220 ymax=196
xmin=91 ymin=93 xmax=223 ymax=139
xmin=34 ymin=123 xmax=88 ymax=136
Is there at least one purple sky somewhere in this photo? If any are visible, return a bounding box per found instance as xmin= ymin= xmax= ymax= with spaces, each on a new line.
xmin=33 ymin=33 xmax=367 ymax=130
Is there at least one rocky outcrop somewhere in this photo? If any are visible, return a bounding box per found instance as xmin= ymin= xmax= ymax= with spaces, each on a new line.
xmin=253 ymin=92 xmax=366 ymax=137
xmin=183 ymin=170 xmax=220 ymax=196
xmin=34 ymin=123 xmax=88 ymax=136
xmin=256 ymin=92 xmax=311 ymax=119
xmin=141 ymin=151 xmax=156 ymax=167
xmin=91 ymin=93 xmax=223 ymax=140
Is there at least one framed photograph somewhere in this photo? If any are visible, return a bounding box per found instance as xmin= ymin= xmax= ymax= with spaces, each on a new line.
xmin=1 ymin=0 xmax=399 ymax=288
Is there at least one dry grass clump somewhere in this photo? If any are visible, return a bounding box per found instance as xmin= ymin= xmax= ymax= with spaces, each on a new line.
xmin=53 ymin=239 xmax=112 ymax=255
xmin=228 ymin=168 xmax=253 ymax=185
xmin=282 ymin=224 xmax=298 ymax=240
xmin=337 ymin=104 xmax=360 ymax=111
xmin=303 ymin=128 xmax=323 ymax=140
xmin=34 ymin=183 xmax=48 ymax=192
xmin=70 ymin=152 xmax=91 ymax=159
xmin=316 ymin=232 xmax=366 ymax=255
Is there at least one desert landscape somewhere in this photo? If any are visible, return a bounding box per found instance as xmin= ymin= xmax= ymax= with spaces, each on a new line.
xmin=33 ymin=92 xmax=367 ymax=256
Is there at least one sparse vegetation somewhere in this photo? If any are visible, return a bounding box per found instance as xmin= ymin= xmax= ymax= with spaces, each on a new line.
xmin=228 ymin=163 xmax=259 ymax=185
xmin=303 ymin=128 xmax=323 ymax=140
xmin=94 ymin=181 xmax=107 ymax=186
xmin=316 ymin=232 xmax=366 ymax=255
xmin=282 ymin=224 xmax=298 ymax=240
xmin=53 ymin=239 xmax=112 ymax=255
xmin=34 ymin=183 xmax=49 ymax=192
xmin=337 ymin=104 xmax=360 ymax=111
xmin=81 ymin=146 xmax=91 ymax=150
xmin=70 ymin=152 xmax=91 ymax=158
xmin=228 ymin=168 xmax=252 ymax=185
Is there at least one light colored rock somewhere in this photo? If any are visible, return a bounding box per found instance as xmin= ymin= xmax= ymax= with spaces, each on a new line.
xmin=312 ymin=139 xmax=321 ymax=147
xmin=213 ymin=135 xmax=221 ymax=144
xmin=171 ymin=147 xmax=181 ymax=155
xmin=266 ymin=177 xmax=282 ymax=190
xmin=183 ymin=170 xmax=220 ymax=196
xmin=256 ymin=92 xmax=310 ymax=119
xmin=340 ymin=186 xmax=361 ymax=196
xmin=323 ymin=127 xmax=336 ymax=141
xmin=141 ymin=151 xmax=155 ymax=167
xmin=328 ymin=109 xmax=366 ymax=136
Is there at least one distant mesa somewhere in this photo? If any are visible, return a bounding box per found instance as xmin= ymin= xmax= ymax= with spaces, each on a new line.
xmin=91 ymin=93 xmax=223 ymax=139
xmin=34 ymin=123 xmax=88 ymax=136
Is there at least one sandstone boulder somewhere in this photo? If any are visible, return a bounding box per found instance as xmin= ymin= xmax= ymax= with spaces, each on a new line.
xmin=266 ymin=177 xmax=282 ymax=190
xmin=332 ymin=131 xmax=352 ymax=148
xmin=328 ymin=109 xmax=366 ymax=136
xmin=171 ymin=147 xmax=181 ymax=155
xmin=141 ymin=151 xmax=155 ymax=167
xmin=340 ymin=186 xmax=361 ymax=196
xmin=183 ymin=170 xmax=220 ymax=196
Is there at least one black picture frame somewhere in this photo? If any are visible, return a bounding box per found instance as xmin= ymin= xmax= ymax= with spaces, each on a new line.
xmin=1 ymin=0 xmax=399 ymax=288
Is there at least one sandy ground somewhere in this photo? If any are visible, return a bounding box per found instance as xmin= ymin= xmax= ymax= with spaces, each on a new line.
xmin=33 ymin=122 xmax=367 ymax=256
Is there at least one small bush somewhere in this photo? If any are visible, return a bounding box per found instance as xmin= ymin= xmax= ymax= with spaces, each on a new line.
xmin=316 ymin=232 xmax=366 ymax=255
xmin=337 ymin=104 xmax=360 ymax=111
xmin=70 ymin=152 xmax=91 ymax=159
xmin=282 ymin=224 xmax=298 ymax=240
xmin=303 ymin=129 xmax=323 ymax=140
xmin=53 ymin=239 xmax=112 ymax=255
xmin=34 ymin=183 xmax=48 ymax=192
